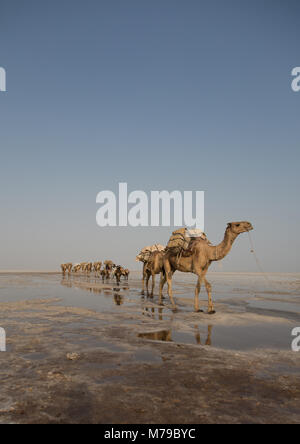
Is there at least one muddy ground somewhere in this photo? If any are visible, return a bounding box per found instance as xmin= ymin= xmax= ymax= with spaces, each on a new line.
xmin=0 ymin=272 xmax=299 ymax=424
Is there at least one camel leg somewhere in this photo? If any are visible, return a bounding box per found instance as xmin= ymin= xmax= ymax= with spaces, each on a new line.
xmin=141 ymin=265 xmax=146 ymax=295
xmin=145 ymin=272 xmax=151 ymax=296
xmin=194 ymin=275 xmax=204 ymax=313
xmin=206 ymin=325 xmax=213 ymax=345
xmin=204 ymin=278 xmax=216 ymax=314
xmin=151 ymin=273 xmax=155 ymax=297
xmin=164 ymin=261 xmax=176 ymax=310
xmin=159 ymin=272 xmax=166 ymax=304
xmin=141 ymin=274 xmax=145 ymax=295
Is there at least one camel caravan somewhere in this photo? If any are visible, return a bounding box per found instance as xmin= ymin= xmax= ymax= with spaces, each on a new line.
xmin=61 ymin=220 xmax=253 ymax=314
xmin=136 ymin=221 xmax=253 ymax=314
xmin=60 ymin=260 xmax=130 ymax=283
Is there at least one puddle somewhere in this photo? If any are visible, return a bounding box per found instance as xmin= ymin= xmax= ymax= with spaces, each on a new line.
xmin=142 ymin=306 xmax=171 ymax=321
xmin=1 ymin=273 xmax=299 ymax=352
xmin=61 ymin=332 xmax=125 ymax=353
xmin=138 ymin=330 xmax=172 ymax=342
xmin=248 ymin=300 xmax=300 ymax=314
xmin=22 ymin=352 xmax=48 ymax=361
xmin=132 ymin=349 xmax=162 ymax=363
xmin=138 ymin=323 xmax=295 ymax=351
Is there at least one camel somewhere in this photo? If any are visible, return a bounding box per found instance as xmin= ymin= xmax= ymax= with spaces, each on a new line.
xmin=80 ymin=262 xmax=88 ymax=272
xmin=61 ymin=263 xmax=72 ymax=275
xmin=73 ymin=264 xmax=82 ymax=273
xmin=93 ymin=261 xmax=102 ymax=276
xmin=144 ymin=251 xmax=165 ymax=297
xmin=160 ymin=221 xmax=253 ymax=313
xmin=136 ymin=244 xmax=165 ymax=295
xmin=123 ymin=268 xmax=130 ymax=280
xmin=100 ymin=268 xmax=106 ymax=282
xmin=104 ymin=260 xmax=115 ymax=279
xmin=114 ymin=266 xmax=123 ymax=284
xmin=86 ymin=262 xmax=93 ymax=274
xmin=61 ymin=264 xmax=67 ymax=275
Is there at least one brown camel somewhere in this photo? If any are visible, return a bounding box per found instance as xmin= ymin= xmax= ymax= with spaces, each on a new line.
xmin=160 ymin=221 xmax=253 ymax=313
xmin=145 ymin=251 xmax=165 ymax=297
xmin=100 ymin=268 xmax=106 ymax=282
xmin=61 ymin=264 xmax=67 ymax=275
xmin=114 ymin=266 xmax=123 ymax=284
xmin=93 ymin=261 xmax=102 ymax=276
xmin=61 ymin=263 xmax=72 ymax=275
xmin=123 ymin=268 xmax=130 ymax=280
xmin=136 ymin=244 xmax=165 ymax=295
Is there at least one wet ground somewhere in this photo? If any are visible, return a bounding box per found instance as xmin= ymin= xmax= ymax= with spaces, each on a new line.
xmin=0 ymin=271 xmax=299 ymax=424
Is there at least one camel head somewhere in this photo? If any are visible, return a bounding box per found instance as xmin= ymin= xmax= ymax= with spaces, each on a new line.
xmin=227 ymin=221 xmax=253 ymax=235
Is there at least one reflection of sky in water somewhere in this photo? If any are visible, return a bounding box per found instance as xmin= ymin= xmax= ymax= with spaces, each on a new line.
xmin=0 ymin=273 xmax=298 ymax=352
xmin=139 ymin=323 xmax=294 ymax=351
xmin=248 ymin=300 xmax=300 ymax=314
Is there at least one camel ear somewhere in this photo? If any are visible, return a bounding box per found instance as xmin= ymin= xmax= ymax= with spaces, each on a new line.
xmin=227 ymin=223 xmax=232 ymax=229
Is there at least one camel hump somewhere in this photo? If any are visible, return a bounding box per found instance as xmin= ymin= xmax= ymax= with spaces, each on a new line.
xmin=166 ymin=228 xmax=211 ymax=254
xmin=137 ymin=244 xmax=165 ymax=262
xmin=166 ymin=228 xmax=190 ymax=253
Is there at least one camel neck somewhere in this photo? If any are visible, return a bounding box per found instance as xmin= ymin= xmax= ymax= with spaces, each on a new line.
xmin=209 ymin=228 xmax=239 ymax=261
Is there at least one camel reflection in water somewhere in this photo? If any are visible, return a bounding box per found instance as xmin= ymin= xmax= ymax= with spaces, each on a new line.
xmin=60 ymin=277 xmax=213 ymax=345
xmin=142 ymin=306 xmax=165 ymax=321
xmin=61 ymin=276 xmax=126 ymax=306
xmin=114 ymin=293 xmax=124 ymax=306
xmin=194 ymin=324 xmax=212 ymax=346
xmin=138 ymin=325 xmax=213 ymax=346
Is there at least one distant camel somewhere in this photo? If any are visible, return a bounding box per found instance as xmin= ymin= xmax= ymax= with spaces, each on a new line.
xmin=100 ymin=268 xmax=106 ymax=282
xmin=73 ymin=264 xmax=82 ymax=273
xmin=104 ymin=260 xmax=115 ymax=279
xmin=93 ymin=261 xmax=102 ymax=276
xmin=61 ymin=263 xmax=72 ymax=275
xmin=114 ymin=266 xmax=123 ymax=284
xmin=61 ymin=264 xmax=67 ymax=275
xmin=161 ymin=222 xmax=253 ymax=313
xmin=80 ymin=262 xmax=88 ymax=272
xmin=123 ymin=269 xmax=130 ymax=280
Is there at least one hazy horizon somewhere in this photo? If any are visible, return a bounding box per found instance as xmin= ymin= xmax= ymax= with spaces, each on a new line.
xmin=0 ymin=0 xmax=299 ymax=273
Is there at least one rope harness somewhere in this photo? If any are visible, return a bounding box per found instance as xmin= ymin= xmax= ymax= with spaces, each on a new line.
xmin=247 ymin=230 xmax=274 ymax=288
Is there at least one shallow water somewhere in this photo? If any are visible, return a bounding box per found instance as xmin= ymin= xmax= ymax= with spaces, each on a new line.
xmin=138 ymin=323 xmax=294 ymax=351
xmin=0 ymin=272 xmax=299 ymax=352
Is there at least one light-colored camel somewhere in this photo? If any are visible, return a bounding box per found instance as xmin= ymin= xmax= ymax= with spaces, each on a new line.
xmin=61 ymin=263 xmax=72 ymax=275
xmin=80 ymin=262 xmax=88 ymax=272
xmin=160 ymin=221 xmax=253 ymax=313
xmin=104 ymin=261 xmax=115 ymax=279
xmin=73 ymin=264 xmax=82 ymax=273
xmin=144 ymin=251 xmax=165 ymax=297
xmin=93 ymin=261 xmax=102 ymax=276
xmin=136 ymin=245 xmax=165 ymax=295
xmin=123 ymin=268 xmax=130 ymax=280
xmin=61 ymin=264 xmax=67 ymax=275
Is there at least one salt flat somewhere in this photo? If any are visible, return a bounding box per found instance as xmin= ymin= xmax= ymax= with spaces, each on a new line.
xmin=0 ymin=271 xmax=299 ymax=424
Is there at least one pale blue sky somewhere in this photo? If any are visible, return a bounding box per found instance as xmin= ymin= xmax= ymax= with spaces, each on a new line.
xmin=0 ymin=0 xmax=299 ymax=271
